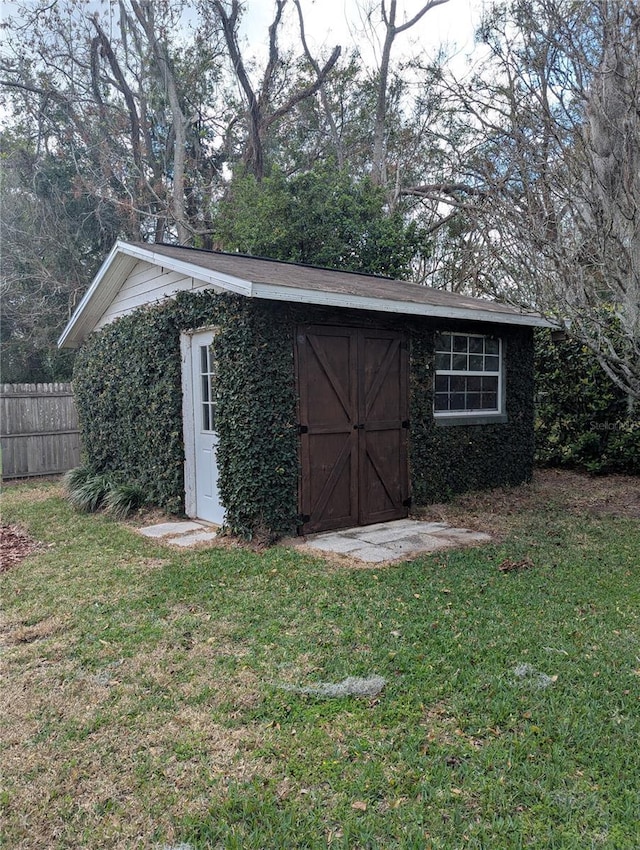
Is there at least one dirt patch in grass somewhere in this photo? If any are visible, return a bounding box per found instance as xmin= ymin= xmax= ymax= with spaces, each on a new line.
xmin=0 ymin=523 xmax=44 ymax=571
xmin=417 ymin=468 xmax=640 ymax=535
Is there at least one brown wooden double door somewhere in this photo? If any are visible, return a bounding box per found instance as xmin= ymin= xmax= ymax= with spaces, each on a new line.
xmin=296 ymin=325 xmax=409 ymax=534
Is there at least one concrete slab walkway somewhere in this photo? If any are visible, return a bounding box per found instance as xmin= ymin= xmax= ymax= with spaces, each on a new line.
xmin=299 ymin=518 xmax=491 ymax=564
xmin=138 ymin=520 xmax=218 ymax=547
xmin=137 ymin=517 xmax=491 ymax=562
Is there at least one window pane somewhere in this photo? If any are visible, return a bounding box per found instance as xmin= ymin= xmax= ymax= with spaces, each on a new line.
xmin=469 ymin=337 xmax=483 ymax=353
xmin=481 ymin=376 xmax=499 ymax=393
xmin=451 ymin=375 xmax=466 ymax=392
xmin=435 ymin=333 xmax=451 ymax=351
xmin=202 ymin=374 xmax=210 ymax=403
xmin=200 ymin=345 xmax=208 ymax=374
xmin=453 ymin=335 xmax=468 ymax=352
xmin=450 ymin=393 xmax=466 ymax=410
xmin=469 ymin=354 xmax=484 ymax=370
xmin=467 ymin=393 xmax=482 ymax=409
xmin=434 ymin=394 xmax=449 ymax=411
xmin=202 ymin=404 xmax=210 ymax=431
xmin=484 ymin=355 xmax=500 ymax=372
xmin=485 ymin=338 xmax=500 ymax=355
xmin=452 ymin=353 xmax=467 ymax=370
xmin=435 ymin=375 xmax=449 ymax=392
xmin=482 ymin=392 xmax=498 ymax=409
xmin=467 ymin=376 xmax=482 ymax=392
xmin=210 ymin=403 xmax=216 ymax=430
xmin=435 ymin=353 xmax=451 ymax=370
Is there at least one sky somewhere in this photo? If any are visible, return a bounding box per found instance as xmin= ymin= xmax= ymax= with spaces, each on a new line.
xmin=239 ymin=0 xmax=486 ymax=68
xmin=0 ymin=0 xmax=488 ymax=103
xmin=0 ymin=1 xmax=486 ymax=68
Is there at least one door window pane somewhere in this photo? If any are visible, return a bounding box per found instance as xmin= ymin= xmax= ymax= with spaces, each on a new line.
xmin=199 ymin=344 xmax=217 ymax=432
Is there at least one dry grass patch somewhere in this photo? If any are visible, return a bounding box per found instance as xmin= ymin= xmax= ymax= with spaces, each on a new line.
xmin=421 ymin=702 xmax=488 ymax=753
xmin=417 ymin=467 xmax=640 ymax=535
xmin=0 ymin=614 xmax=69 ymax=645
xmin=0 ymin=625 xmax=275 ymax=850
xmin=124 ymin=556 xmax=170 ymax=572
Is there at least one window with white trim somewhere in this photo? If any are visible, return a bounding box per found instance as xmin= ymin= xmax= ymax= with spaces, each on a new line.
xmin=434 ymin=333 xmax=502 ymax=416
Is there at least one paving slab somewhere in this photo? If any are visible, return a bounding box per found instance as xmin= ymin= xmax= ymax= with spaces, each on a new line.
xmin=301 ymin=519 xmax=491 ymax=563
xmin=380 ymin=535 xmax=457 ymax=556
xmin=348 ymin=544 xmax=398 ymax=563
xmin=355 ymin=526 xmax=425 ymax=544
xmin=139 ymin=521 xmax=204 ymax=538
xmin=138 ymin=519 xmax=219 ymax=548
xmin=166 ymin=530 xmax=218 ymax=547
xmin=304 ymin=535 xmax=368 ymax=555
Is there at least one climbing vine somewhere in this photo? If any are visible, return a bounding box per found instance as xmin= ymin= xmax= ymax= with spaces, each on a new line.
xmin=74 ymin=291 xmax=299 ymax=536
xmin=74 ymin=295 xmax=536 ymax=538
xmin=409 ymin=323 xmax=535 ymax=502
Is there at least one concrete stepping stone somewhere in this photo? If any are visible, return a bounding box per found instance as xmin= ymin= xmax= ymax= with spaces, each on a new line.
xmin=139 ymin=521 xmax=204 ymax=538
xmin=166 ymin=530 xmax=218 ymax=547
xmin=138 ymin=520 xmax=218 ymax=548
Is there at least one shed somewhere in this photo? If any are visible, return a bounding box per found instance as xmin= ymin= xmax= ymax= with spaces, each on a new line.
xmin=60 ymin=241 xmax=551 ymax=538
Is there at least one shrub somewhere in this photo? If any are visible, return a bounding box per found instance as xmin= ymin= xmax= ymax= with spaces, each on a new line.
xmin=535 ymin=330 xmax=640 ymax=474
xmin=103 ymin=482 xmax=146 ymax=520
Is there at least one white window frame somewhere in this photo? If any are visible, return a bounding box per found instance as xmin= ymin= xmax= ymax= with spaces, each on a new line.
xmin=433 ymin=332 xmax=504 ymax=419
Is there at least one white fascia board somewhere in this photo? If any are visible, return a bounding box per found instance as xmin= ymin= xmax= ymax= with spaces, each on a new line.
xmin=120 ymin=243 xmax=253 ymax=296
xmin=251 ymin=283 xmax=556 ymax=328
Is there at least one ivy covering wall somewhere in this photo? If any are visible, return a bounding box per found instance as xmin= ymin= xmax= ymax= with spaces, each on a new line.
xmin=74 ymin=303 xmax=187 ymax=513
xmin=73 ymin=291 xmax=299 ymax=536
xmin=74 ymin=294 xmax=535 ymax=538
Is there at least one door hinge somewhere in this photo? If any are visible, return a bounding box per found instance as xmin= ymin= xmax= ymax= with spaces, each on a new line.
xmin=353 ymin=423 xmax=364 ymax=430
xmin=297 ymin=424 xmax=309 ymax=434
xmin=298 ymin=513 xmax=311 ymax=524
xmin=402 ymin=496 xmax=412 ymax=508
xmin=402 ymin=419 xmax=410 ymax=429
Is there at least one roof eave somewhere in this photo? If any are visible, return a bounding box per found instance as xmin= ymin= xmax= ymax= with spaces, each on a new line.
xmin=59 ymin=241 xmax=556 ymax=349
xmin=251 ymin=283 xmax=556 ymax=328
xmin=58 ymin=241 xmax=134 ymax=349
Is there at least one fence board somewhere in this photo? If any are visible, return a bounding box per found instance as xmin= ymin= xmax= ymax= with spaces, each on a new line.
xmin=1 ymin=383 xmax=81 ymax=478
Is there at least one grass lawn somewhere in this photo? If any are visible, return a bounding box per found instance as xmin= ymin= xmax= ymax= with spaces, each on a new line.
xmin=1 ymin=470 xmax=639 ymax=849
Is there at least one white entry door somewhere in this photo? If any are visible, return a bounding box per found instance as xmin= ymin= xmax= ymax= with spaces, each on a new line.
xmin=183 ymin=330 xmax=224 ymax=524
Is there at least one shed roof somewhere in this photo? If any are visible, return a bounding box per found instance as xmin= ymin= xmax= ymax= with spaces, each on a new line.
xmin=59 ymin=240 xmax=553 ymax=348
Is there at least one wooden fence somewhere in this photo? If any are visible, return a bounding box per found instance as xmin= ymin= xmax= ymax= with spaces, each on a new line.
xmin=1 ymin=383 xmax=81 ymax=479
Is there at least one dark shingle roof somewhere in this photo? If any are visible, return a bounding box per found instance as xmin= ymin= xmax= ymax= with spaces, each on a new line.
xmin=146 ymin=242 xmax=539 ymax=321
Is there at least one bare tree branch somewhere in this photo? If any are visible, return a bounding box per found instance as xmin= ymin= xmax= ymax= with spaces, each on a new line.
xmin=371 ymin=0 xmax=449 ymax=185
xmin=293 ymin=0 xmax=344 ymax=167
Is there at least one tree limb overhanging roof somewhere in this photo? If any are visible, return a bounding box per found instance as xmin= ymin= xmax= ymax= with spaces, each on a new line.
xmin=58 ymin=240 xmax=554 ymax=348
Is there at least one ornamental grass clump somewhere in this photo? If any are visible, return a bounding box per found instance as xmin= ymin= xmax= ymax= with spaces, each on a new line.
xmin=63 ymin=466 xmax=112 ymax=512
xmin=63 ymin=467 xmax=145 ymax=519
xmin=103 ymin=482 xmax=146 ymax=520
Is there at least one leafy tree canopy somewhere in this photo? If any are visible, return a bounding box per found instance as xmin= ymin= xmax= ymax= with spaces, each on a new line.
xmin=213 ymin=166 xmax=426 ymax=279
